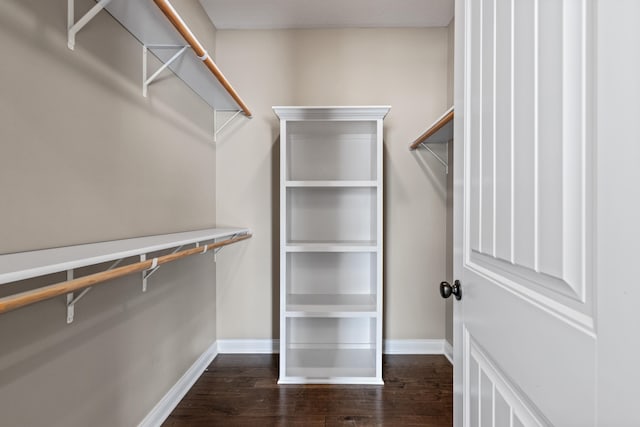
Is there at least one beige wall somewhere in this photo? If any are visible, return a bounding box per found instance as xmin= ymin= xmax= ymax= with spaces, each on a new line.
xmin=0 ymin=0 xmax=220 ymax=425
xmin=215 ymin=28 xmax=450 ymax=340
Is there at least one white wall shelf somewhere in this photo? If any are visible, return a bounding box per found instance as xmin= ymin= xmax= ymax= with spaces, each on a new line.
xmin=0 ymin=228 xmax=248 ymax=285
xmin=0 ymin=227 xmax=251 ymax=322
xmin=275 ymin=106 xmax=388 ymax=385
xmin=409 ymin=106 xmax=454 ymax=172
xmin=67 ymin=0 xmax=251 ymax=117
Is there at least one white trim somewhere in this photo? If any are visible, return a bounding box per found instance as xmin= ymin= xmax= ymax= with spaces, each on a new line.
xmin=383 ymin=339 xmax=448 ymax=355
xmin=444 ymin=340 xmax=454 ymax=365
xmin=217 ymin=339 xmax=280 ymax=354
xmin=138 ymin=341 xmax=218 ymax=427
xmin=215 ymin=339 xmax=452 ymax=356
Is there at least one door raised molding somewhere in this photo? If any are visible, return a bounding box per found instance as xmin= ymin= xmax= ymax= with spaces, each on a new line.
xmin=463 ymin=0 xmax=595 ymax=330
xmin=464 ymin=328 xmax=550 ymax=427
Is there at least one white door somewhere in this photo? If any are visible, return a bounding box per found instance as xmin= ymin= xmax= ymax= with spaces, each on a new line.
xmin=452 ymin=0 xmax=640 ymax=426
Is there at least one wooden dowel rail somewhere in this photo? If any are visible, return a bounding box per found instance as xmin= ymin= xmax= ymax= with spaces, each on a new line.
xmin=0 ymin=234 xmax=251 ymax=316
xmin=409 ymin=108 xmax=454 ymax=150
xmin=153 ymin=0 xmax=252 ymax=118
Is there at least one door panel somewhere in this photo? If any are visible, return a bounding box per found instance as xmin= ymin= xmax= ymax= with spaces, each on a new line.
xmin=455 ymin=0 xmax=596 ymax=425
xmin=468 ymin=0 xmax=593 ymax=311
xmin=466 ymin=331 xmax=548 ymax=427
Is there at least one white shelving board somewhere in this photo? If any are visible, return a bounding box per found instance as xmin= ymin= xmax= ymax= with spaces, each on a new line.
xmin=0 ymin=227 xmax=250 ymax=285
xmin=92 ymin=0 xmax=241 ymax=111
xmin=286 ymin=294 xmax=377 ymax=316
xmin=275 ymin=106 xmax=388 ymax=385
xmin=285 ymin=241 xmax=378 ymax=253
xmin=285 ymin=180 xmax=377 ymax=188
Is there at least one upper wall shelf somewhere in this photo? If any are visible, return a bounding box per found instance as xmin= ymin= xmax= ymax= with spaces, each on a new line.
xmin=409 ymin=107 xmax=454 ymax=149
xmin=68 ymin=0 xmax=251 ymax=117
xmin=409 ymin=107 xmax=453 ymax=173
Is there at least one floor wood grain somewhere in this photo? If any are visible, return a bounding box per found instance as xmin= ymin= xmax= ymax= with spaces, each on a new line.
xmin=163 ymin=354 xmax=453 ymax=426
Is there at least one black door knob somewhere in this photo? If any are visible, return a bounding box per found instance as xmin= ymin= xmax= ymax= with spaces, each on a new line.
xmin=440 ymin=280 xmax=462 ymax=300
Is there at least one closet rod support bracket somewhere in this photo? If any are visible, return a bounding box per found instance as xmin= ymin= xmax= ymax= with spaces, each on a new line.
xmin=214 ymin=110 xmax=243 ymax=142
xmin=67 ymin=0 xmax=113 ymax=50
xmin=140 ymin=254 xmax=151 ymax=292
xmin=420 ymin=142 xmax=449 ymax=174
xmin=142 ymin=44 xmax=190 ymax=97
xmin=213 ymin=233 xmax=239 ymax=261
xmin=65 ymin=258 xmax=124 ymax=323
xmin=66 ymin=270 xmax=75 ymax=323
xmin=140 ymin=245 xmax=183 ymax=292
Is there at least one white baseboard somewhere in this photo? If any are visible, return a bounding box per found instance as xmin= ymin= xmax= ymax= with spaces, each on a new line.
xmin=138 ymin=341 xmax=218 ymax=427
xmin=383 ymin=339 xmax=448 ymax=355
xmin=216 ymin=339 xmax=451 ymax=356
xmin=217 ymin=339 xmax=280 ymax=354
xmin=443 ymin=340 xmax=453 ymax=365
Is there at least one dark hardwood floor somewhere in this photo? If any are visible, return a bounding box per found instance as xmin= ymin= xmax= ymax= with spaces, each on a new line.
xmin=164 ymin=354 xmax=453 ymax=426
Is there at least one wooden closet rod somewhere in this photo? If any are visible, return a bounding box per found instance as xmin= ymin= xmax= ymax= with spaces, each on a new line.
xmin=153 ymin=0 xmax=252 ymax=118
xmin=409 ymin=109 xmax=454 ymax=150
xmin=0 ymin=233 xmax=251 ymax=316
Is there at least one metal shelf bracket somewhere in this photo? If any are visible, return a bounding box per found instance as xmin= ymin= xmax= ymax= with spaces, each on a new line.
xmin=419 ymin=141 xmax=449 ymax=174
xmin=66 ymin=270 xmax=75 ymax=323
xmin=142 ymin=47 xmax=245 ymax=141
xmin=213 ymin=233 xmax=239 ymax=261
xmin=67 ymin=0 xmax=112 ymax=50
xmin=142 ymin=44 xmax=190 ymax=97
xmin=140 ymin=254 xmax=153 ymax=292
xmin=140 ymin=245 xmax=183 ymax=292
xmin=214 ymin=110 xmax=243 ymax=142
xmin=66 ymin=258 xmax=123 ymax=323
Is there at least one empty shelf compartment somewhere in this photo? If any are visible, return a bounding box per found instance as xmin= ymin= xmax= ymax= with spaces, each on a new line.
xmin=284 ymin=348 xmax=377 ymax=381
xmin=286 ymin=187 xmax=377 ymax=243
xmin=286 ymin=121 xmax=378 ymax=181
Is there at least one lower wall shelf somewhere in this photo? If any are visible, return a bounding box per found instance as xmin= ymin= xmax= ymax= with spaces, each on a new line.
xmin=0 ymin=227 xmax=252 ymax=321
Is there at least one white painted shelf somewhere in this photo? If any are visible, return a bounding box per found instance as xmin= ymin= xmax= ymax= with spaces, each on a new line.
xmin=286 ymin=294 xmax=377 ymax=316
xmin=285 ymin=180 xmax=377 ymax=188
xmin=285 ymin=241 xmax=377 ymax=253
xmin=67 ymin=0 xmax=249 ymax=115
xmin=0 ymin=227 xmax=249 ymax=285
xmin=101 ymin=0 xmax=242 ymax=111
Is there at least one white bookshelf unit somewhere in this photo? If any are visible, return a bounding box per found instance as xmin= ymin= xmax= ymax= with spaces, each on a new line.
xmin=274 ymin=106 xmax=390 ymax=384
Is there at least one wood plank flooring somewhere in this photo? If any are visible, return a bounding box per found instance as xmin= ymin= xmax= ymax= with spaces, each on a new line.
xmin=164 ymin=354 xmax=453 ymax=426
